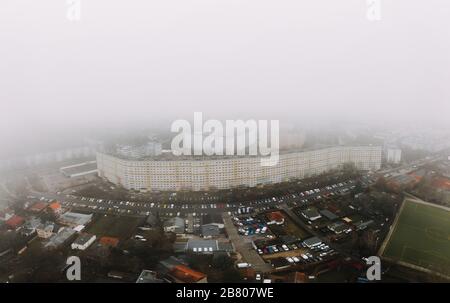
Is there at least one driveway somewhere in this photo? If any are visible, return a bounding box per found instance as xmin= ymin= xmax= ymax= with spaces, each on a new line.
xmin=223 ymin=214 xmax=272 ymax=273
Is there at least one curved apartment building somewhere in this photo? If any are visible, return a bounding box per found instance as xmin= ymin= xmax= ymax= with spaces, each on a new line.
xmin=96 ymin=146 xmax=382 ymax=191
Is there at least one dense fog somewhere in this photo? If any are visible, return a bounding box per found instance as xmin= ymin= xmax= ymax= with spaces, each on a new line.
xmin=1 ymin=0 xmax=449 ymax=158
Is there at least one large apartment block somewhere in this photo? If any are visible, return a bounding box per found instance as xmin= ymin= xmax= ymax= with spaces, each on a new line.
xmin=96 ymin=146 xmax=382 ymax=191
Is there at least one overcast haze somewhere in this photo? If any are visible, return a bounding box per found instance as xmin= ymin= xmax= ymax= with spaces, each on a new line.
xmin=1 ymin=0 xmax=449 ymax=156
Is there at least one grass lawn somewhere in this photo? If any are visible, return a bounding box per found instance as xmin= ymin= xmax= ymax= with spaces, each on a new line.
xmin=268 ymin=211 xmax=311 ymax=240
xmin=87 ymin=215 xmax=144 ymax=240
xmin=382 ymin=198 xmax=450 ymax=278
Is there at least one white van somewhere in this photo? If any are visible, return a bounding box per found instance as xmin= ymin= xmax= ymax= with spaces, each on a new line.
xmin=236 ymin=262 xmax=252 ymax=268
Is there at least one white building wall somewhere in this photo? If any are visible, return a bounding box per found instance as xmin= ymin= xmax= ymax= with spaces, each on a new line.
xmin=386 ymin=148 xmax=402 ymax=164
xmin=71 ymin=235 xmax=96 ymax=250
xmin=97 ymin=146 xmax=382 ymax=191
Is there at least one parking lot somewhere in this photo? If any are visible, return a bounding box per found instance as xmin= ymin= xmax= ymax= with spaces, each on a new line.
xmin=18 ymin=171 xmax=384 ymax=280
xmin=35 ymin=176 xmax=362 ymax=219
xmin=223 ymin=214 xmax=272 ymax=273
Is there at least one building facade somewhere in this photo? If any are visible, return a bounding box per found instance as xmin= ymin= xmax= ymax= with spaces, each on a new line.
xmin=386 ymin=148 xmax=402 ymax=164
xmin=97 ymin=145 xmax=382 ymax=191
xmin=36 ymin=222 xmax=55 ymax=239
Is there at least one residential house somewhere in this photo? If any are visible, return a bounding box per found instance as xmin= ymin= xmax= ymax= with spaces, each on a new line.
xmin=71 ymin=233 xmax=96 ymax=250
xmin=45 ymin=227 xmax=76 ymax=249
xmin=36 ymin=222 xmax=56 ymax=239
xmin=21 ymin=217 xmax=42 ymax=236
xmin=158 ymin=257 xmax=207 ymax=283
xmin=301 ymin=208 xmax=322 ymax=221
xmin=266 ymin=211 xmax=285 ymax=225
xmin=170 ymin=265 xmax=207 ymax=283
xmin=48 ymin=201 xmax=62 ymax=215
xmin=58 ymin=212 xmax=93 ymax=228
xmin=163 ymin=217 xmax=184 ymax=234
xmin=5 ymin=215 xmax=25 ymax=230
xmin=28 ymin=202 xmax=48 ymax=213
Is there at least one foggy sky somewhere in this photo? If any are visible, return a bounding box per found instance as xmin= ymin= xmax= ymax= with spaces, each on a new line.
xmin=1 ymin=0 xmax=449 ymax=156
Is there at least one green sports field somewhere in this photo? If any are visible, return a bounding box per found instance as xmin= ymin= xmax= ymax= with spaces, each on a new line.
xmin=381 ymin=198 xmax=450 ymax=277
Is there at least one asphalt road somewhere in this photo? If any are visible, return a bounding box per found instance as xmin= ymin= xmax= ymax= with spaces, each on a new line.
xmin=20 ymin=154 xmax=440 ymax=218
xmin=223 ymin=213 xmax=272 ymax=273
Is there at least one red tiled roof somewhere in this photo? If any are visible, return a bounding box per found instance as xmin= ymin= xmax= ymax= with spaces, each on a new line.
xmin=267 ymin=211 xmax=284 ymax=222
xmin=99 ymin=237 xmax=119 ymax=247
xmin=432 ymin=177 xmax=450 ymax=190
xmin=28 ymin=202 xmax=48 ymax=212
xmin=6 ymin=215 xmax=25 ymax=229
xmin=171 ymin=265 xmax=206 ymax=283
xmin=49 ymin=202 xmax=61 ymax=211
xmin=293 ymin=272 xmax=308 ymax=283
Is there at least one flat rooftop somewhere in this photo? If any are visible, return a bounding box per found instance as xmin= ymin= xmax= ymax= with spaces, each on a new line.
xmin=59 ymin=212 xmax=93 ymax=226
xmin=45 ymin=228 xmax=76 ymax=248
xmin=60 ymin=162 xmax=98 ymax=176
xmin=303 ymin=236 xmax=323 ymax=247
xmin=136 ymin=270 xmax=163 ymax=283
xmin=98 ymin=144 xmax=381 ymax=162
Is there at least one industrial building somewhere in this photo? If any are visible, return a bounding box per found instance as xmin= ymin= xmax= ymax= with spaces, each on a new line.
xmin=71 ymin=233 xmax=96 ymax=250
